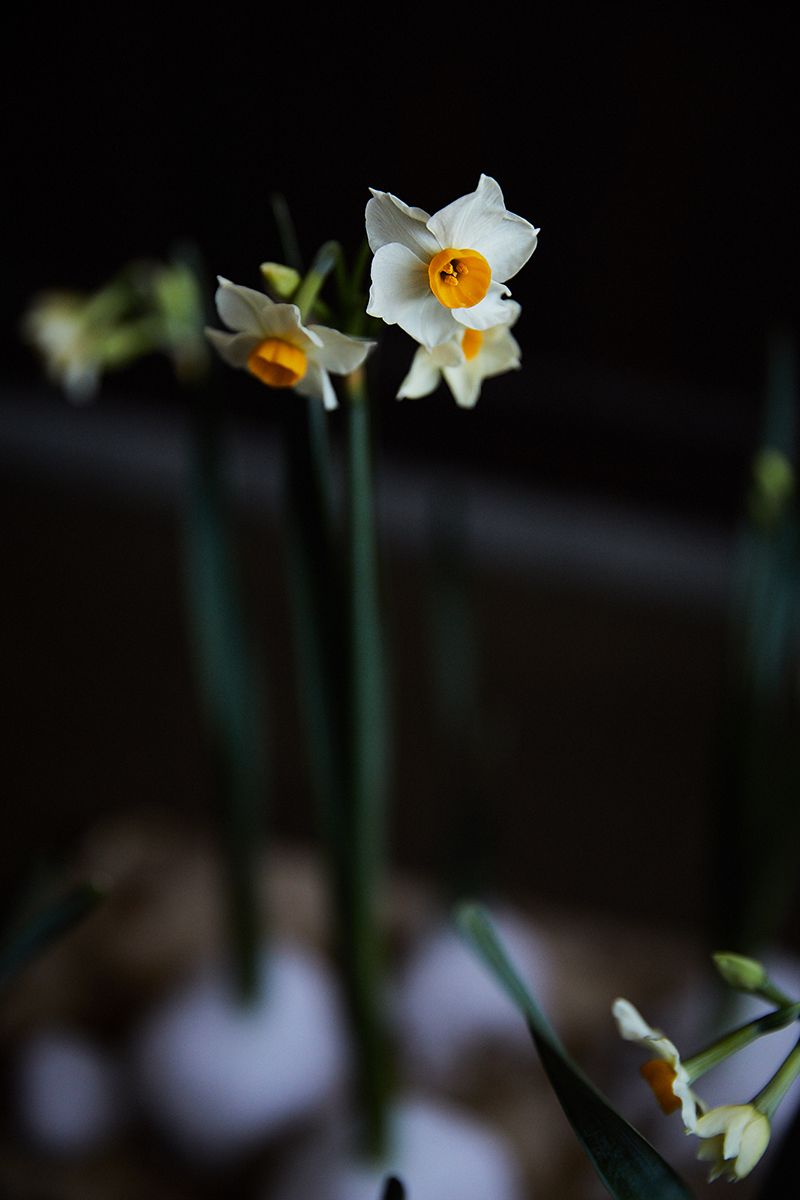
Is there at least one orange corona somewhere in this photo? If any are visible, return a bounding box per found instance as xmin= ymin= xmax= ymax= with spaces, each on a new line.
xmin=428 ymin=247 xmax=491 ymax=309
xmin=461 ymin=328 xmax=484 ymax=360
xmin=246 ymin=338 xmax=307 ymax=388
xmin=640 ymin=1060 xmax=681 ymax=1114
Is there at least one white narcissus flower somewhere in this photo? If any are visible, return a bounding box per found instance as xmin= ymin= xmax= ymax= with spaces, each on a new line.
xmin=366 ymin=175 xmax=538 ymax=350
xmin=694 ymin=1104 xmax=771 ymax=1182
xmin=205 ymin=278 xmax=374 ymax=411
xmin=22 ymin=291 xmax=103 ymax=402
xmin=612 ymin=998 xmax=706 ymax=1131
xmin=397 ymin=305 xmax=522 ymax=409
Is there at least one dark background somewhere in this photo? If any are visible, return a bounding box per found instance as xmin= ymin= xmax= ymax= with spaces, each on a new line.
xmin=4 ymin=8 xmax=799 ymax=930
xmin=8 ymin=8 xmax=798 ymax=500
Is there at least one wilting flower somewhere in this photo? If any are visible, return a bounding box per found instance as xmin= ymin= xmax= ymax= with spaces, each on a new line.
xmin=694 ymin=1104 xmax=771 ymax=1181
xmin=206 ymin=278 xmax=373 ymax=410
xmin=397 ymin=306 xmax=522 ymax=409
xmin=612 ymin=998 xmax=705 ymax=1131
xmin=366 ymin=175 xmax=538 ymax=350
xmin=22 ymin=291 xmax=106 ymax=401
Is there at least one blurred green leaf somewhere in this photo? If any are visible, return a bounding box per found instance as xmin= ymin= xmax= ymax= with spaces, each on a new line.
xmin=456 ymin=904 xmax=696 ymax=1200
xmin=0 ymin=882 xmax=102 ymax=990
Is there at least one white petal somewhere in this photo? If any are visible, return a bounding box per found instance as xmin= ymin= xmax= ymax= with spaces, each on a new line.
xmin=427 ymin=176 xmax=538 ymax=281
xmin=397 ymin=347 xmax=442 ymax=399
xmin=474 ymin=212 xmax=538 ymax=282
xmin=257 ymin=303 xmax=324 ymax=349
xmin=366 ymin=190 xmax=439 ymax=258
xmin=452 ymin=282 xmax=515 ymax=332
xmin=215 ymin=277 xmax=274 ymax=335
xmin=735 ymin=1115 xmax=770 ymax=1177
xmin=442 ymin=363 xmax=482 ymax=409
xmin=295 ymin=361 xmax=338 ymax=411
xmin=368 ymin=243 xmax=457 ymax=348
xmin=306 ymin=325 xmax=374 ymax=375
xmin=429 ymin=338 xmax=466 ymax=368
xmin=205 ymin=327 xmax=261 ymax=369
xmin=475 ymin=327 xmax=522 ymax=378
xmin=696 ymin=1105 xmax=746 ymax=1140
xmin=368 ymin=242 xmax=430 ymax=315
xmin=612 ymin=999 xmax=659 ymax=1043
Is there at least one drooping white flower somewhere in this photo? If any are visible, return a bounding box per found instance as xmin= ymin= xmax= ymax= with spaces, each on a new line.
xmin=694 ymin=1104 xmax=771 ymax=1181
xmin=206 ymin=277 xmax=374 ymax=411
xmin=612 ymin=998 xmax=706 ymax=1131
xmin=22 ymin=291 xmax=104 ymax=402
xmin=366 ymin=176 xmax=538 ymax=350
xmin=397 ymin=304 xmax=522 ymax=409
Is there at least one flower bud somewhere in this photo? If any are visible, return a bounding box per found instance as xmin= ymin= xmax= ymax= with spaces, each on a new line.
xmin=713 ymin=952 xmax=768 ymax=993
xmin=259 ymin=262 xmax=301 ymax=301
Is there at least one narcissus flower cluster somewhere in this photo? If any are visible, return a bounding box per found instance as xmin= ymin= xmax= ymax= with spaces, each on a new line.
xmin=614 ymin=955 xmax=800 ymax=1184
xmin=366 ymin=175 xmax=538 ymax=407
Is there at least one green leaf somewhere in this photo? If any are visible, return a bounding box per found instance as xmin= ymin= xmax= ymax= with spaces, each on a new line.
xmin=0 ymin=882 xmax=102 ymax=990
xmin=455 ymin=904 xmax=696 ymax=1200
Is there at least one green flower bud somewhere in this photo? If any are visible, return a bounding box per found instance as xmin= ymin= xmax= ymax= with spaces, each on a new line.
xmin=259 ymin=262 xmax=301 ymax=300
xmin=713 ymin=952 xmax=768 ymax=993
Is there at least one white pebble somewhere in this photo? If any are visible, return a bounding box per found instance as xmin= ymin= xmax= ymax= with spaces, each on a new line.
xmin=271 ymin=1095 xmax=526 ymax=1200
xmin=392 ymin=907 xmax=552 ymax=1084
xmin=131 ymin=943 xmax=347 ymax=1162
xmin=16 ymin=1029 xmax=127 ymax=1155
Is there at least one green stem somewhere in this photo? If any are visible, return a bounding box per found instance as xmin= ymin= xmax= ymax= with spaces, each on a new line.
xmin=754 ymin=1036 xmax=800 ymax=1119
xmin=281 ymin=394 xmax=345 ymax=870
xmin=183 ymin=394 xmax=268 ymax=1004
xmin=343 ymin=366 xmax=390 ymax=1158
xmin=294 ymin=242 xmax=341 ymax=322
xmin=684 ymin=1003 xmax=800 ymax=1082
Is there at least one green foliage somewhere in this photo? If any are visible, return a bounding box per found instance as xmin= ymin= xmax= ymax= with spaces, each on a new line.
xmin=456 ymin=904 xmax=696 ymax=1200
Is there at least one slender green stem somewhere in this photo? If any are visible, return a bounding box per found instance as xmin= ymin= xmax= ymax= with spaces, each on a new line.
xmin=684 ymin=1003 xmax=800 ymax=1082
xmin=281 ymin=394 xmax=345 ymax=868
xmin=343 ymin=366 xmax=390 ymax=1158
xmin=294 ymin=242 xmax=342 ymax=322
xmin=754 ymin=1036 xmax=800 ymax=1119
xmin=183 ymin=394 xmax=268 ymax=1004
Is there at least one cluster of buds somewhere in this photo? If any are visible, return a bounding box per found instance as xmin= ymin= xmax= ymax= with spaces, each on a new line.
xmin=22 ymin=258 xmax=210 ymax=402
xmin=614 ymin=952 xmax=800 ymax=1182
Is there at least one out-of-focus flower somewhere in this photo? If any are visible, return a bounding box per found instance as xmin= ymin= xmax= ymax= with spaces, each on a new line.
xmin=22 ymin=291 xmax=106 ymax=401
xmin=206 ymin=278 xmax=373 ymax=411
xmin=397 ymin=306 xmax=522 ymax=409
xmin=694 ymin=1104 xmax=771 ymax=1182
xmin=612 ymin=998 xmax=705 ymax=1131
xmin=366 ymin=175 xmax=538 ymax=350
xmin=150 ymin=261 xmax=210 ymax=384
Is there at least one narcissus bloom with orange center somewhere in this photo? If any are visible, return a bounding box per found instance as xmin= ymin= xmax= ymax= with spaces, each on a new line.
xmin=612 ymin=998 xmax=706 ymax=1131
xmin=397 ymin=304 xmax=522 ymax=409
xmin=366 ymin=175 xmax=538 ymax=349
xmin=206 ymin=278 xmax=373 ymax=410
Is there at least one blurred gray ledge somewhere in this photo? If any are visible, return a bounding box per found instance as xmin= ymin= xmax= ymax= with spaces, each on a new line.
xmin=0 ymin=390 xmax=736 ymax=611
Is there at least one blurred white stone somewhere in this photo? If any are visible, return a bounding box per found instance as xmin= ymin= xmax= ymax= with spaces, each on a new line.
xmin=16 ymin=1029 xmax=127 ymax=1154
xmin=131 ymin=943 xmax=347 ymax=1162
xmin=271 ymin=1095 xmax=525 ymax=1200
xmin=391 ymin=907 xmax=552 ymax=1085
